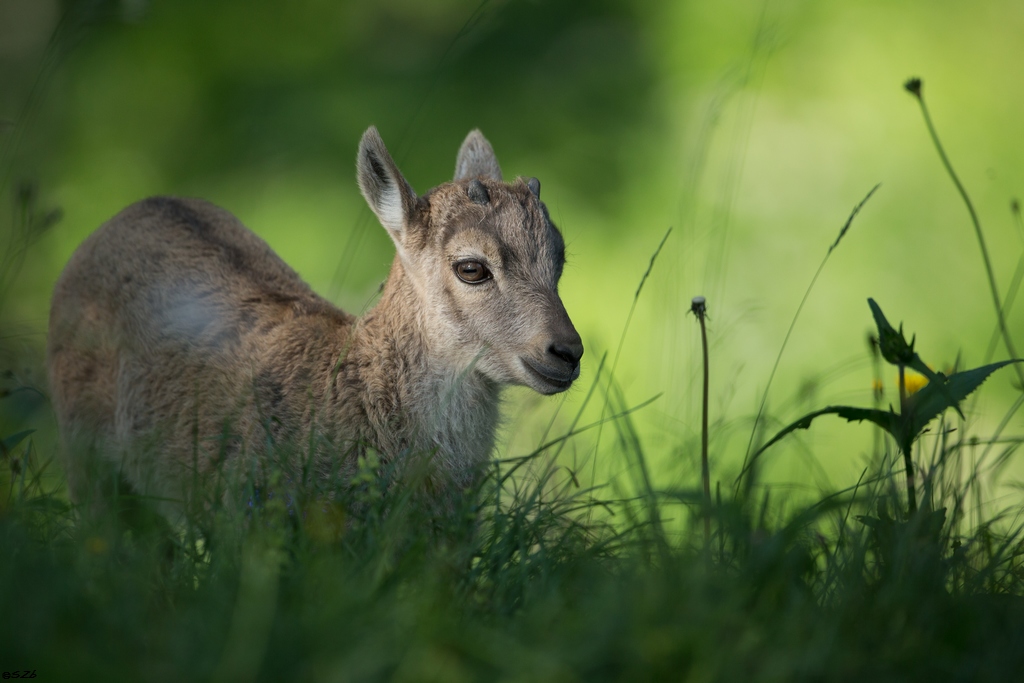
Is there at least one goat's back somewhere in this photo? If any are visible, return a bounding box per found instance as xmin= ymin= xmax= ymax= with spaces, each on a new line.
xmin=47 ymin=196 xmax=352 ymax=511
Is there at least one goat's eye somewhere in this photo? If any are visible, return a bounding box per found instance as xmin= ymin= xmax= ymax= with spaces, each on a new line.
xmin=454 ymin=260 xmax=491 ymax=284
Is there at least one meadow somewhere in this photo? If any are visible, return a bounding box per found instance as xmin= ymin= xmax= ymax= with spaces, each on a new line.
xmin=3 ymin=1 xmax=1024 ymax=680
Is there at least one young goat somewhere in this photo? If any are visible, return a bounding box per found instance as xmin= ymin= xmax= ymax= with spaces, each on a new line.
xmin=47 ymin=127 xmax=583 ymax=519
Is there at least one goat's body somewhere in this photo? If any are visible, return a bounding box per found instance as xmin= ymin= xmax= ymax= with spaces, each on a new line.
xmin=49 ymin=196 xmax=498 ymax=517
xmin=49 ymin=128 xmax=582 ymax=521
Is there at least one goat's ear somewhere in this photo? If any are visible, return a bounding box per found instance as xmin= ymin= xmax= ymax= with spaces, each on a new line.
xmin=357 ymin=126 xmax=416 ymax=240
xmin=454 ymin=129 xmax=502 ymax=182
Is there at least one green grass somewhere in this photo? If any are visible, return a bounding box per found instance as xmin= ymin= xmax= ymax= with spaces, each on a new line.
xmin=3 ymin=393 xmax=1024 ymax=682
xmin=4 ymin=293 xmax=1024 ymax=682
xmin=4 ymin=77 xmax=1024 ymax=682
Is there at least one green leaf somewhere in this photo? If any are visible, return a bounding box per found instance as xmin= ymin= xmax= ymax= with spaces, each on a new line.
xmin=867 ymin=298 xmax=965 ymax=422
xmin=868 ymin=298 xmax=939 ymax=381
xmin=868 ymin=298 xmax=897 ymax=339
xmin=0 ymin=429 xmax=34 ymax=457
xmin=741 ymin=360 xmax=1021 ymax=477
xmin=869 ymin=298 xmax=909 ymax=365
xmin=742 ymin=406 xmax=899 ymax=478
xmin=906 ymin=360 xmax=1022 ymax=438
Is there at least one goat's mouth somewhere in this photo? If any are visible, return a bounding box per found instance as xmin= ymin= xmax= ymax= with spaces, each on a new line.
xmin=520 ymin=357 xmax=579 ymax=394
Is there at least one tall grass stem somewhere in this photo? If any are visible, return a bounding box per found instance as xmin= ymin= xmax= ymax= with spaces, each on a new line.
xmin=982 ymin=202 xmax=1024 ymax=367
xmin=592 ymin=228 xmax=672 ymax=496
xmin=898 ymin=363 xmax=917 ymax=513
xmin=691 ymin=296 xmax=711 ymax=546
xmin=906 ymin=78 xmax=1024 ymax=387
xmin=738 ymin=184 xmax=880 ymax=487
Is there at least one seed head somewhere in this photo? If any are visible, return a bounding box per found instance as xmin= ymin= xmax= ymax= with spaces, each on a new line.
xmin=690 ymin=295 xmax=707 ymax=318
xmin=904 ymin=77 xmax=923 ymax=98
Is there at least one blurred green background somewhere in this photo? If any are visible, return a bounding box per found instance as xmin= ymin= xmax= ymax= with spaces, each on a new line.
xmin=2 ymin=0 xmax=1023 ymax=495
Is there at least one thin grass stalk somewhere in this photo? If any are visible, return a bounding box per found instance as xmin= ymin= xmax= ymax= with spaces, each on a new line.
xmin=869 ymin=334 xmax=884 ymax=463
xmin=607 ymin=380 xmax=667 ymax=559
xmin=739 ymin=184 xmax=880 ymax=487
xmin=905 ymin=77 xmax=1024 ymax=387
xmin=590 ymin=228 xmax=671 ymax=513
xmin=574 ymin=229 xmax=670 ymax=547
xmin=959 ymin=392 xmax=1024 ymax=496
xmin=691 ymin=296 xmax=711 ymax=547
xmin=982 ymin=201 xmax=1024 ymax=367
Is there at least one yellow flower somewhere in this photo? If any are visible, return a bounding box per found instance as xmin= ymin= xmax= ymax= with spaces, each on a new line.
xmin=902 ymin=371 xmax=929 ymax=395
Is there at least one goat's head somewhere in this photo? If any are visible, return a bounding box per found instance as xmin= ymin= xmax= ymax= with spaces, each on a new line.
xmin=356 ymin=126 xmax=583 ymax=394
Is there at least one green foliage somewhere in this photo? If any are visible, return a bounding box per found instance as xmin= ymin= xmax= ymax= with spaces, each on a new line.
xmin=906 ymin=360 xmax=1020 ymax=436
xmin=2 ymin=176 xmax=1023 ymax=683
xmin=4 ymin=426 xmax=1024 ymax=682
xmin=3 ymin=278 xmax=1024 ymax=679
xmin=749 ymin=300 xmax=1022 ymax=490
xmin=868 ymin=297 xmax=939 ymax=381
xmin=2 ymin=5 xmax=1024 ymax=680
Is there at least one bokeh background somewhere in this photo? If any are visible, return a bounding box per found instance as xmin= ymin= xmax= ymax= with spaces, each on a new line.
xmin=2 ymin=0 xmax=1023 ymax=497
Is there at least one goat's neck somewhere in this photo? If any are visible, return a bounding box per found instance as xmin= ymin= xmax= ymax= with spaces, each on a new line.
xmin=347 ymin=258 xmax=501 ymax=470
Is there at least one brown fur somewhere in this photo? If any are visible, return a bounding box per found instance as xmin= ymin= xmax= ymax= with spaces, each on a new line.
xmin=47 ymin=128 xmax=583 ymax=520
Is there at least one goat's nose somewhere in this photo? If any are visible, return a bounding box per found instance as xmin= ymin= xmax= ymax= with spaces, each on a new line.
xmin=549 ymin=340 xmax=584 ymax=367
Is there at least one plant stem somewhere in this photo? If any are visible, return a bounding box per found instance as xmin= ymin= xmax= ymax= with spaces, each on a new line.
xmin=907 ymin=80 xmax=1024 ymax=387
xmin=870 ymin=335 xmax=883 ymax=463
xmin=982 ymin=202 xmax=1024 ymax=366
xmin=692 ymin=296 xmax=711 ymax=546
xmin=898 ymin=363 xmax=917 ymax=514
